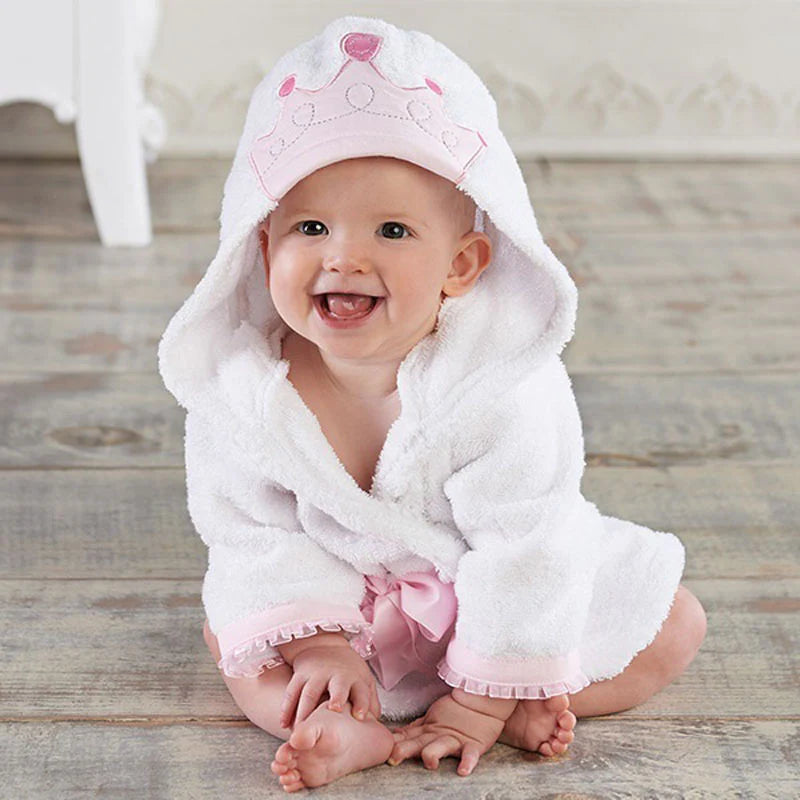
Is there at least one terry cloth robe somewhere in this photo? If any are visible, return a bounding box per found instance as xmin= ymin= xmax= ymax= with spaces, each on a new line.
xmin=157 ymin=15 xmax=686 ymax=722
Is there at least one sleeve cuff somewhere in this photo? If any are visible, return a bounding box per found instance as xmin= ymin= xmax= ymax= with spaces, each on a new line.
xmin=436 ymin=636 xmax=593 ymax=699
xmin=216 ymin=600 xmax=375 ymax=678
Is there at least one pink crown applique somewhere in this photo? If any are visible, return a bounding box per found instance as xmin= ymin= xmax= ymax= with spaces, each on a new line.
xmin=249 ymin=31 xmax=487 ymax=200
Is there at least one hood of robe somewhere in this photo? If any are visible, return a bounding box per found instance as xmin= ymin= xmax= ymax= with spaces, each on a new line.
xmin=157 ymin=15 xmax=577 ymax=423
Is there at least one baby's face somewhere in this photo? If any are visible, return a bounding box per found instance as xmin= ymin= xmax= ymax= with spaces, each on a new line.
xmin=258 ymin=156 xmax=490 ymax=363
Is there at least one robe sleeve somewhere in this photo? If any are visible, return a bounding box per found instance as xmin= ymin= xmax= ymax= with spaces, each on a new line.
xmin=437 ymin=356 xmax=600 ymax=699
xmin=184 ymin=409 xmax=374 ymax=678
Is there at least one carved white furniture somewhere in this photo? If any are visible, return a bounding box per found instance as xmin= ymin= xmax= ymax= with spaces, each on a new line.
xmin=0 ymin=0 xmax=165 ymax=245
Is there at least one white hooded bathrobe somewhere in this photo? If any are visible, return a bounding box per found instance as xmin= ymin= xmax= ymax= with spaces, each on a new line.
xmin=157 ymin=16 xmax=686 ymax=722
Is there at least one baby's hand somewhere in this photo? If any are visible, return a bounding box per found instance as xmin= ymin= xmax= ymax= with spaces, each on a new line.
xmin=280 ymin=639 xmax=381 ymax=729
xmin=388 ymin=691 xmax=507 ymax=776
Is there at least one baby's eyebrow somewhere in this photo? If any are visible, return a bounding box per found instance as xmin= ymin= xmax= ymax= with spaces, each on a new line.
xmin=284 ymin=210 xmax=429 ymax=229
xmin=375 ymin=213 xmax=429 ymax=229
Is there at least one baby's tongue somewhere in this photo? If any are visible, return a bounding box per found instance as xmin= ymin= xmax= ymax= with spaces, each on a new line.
xmin=326 ymin=293 xmax=374 ymax=317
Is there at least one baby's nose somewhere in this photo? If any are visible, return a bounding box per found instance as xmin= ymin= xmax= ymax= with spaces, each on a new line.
xmin=322 ymin=255 xmax=371 ymax=273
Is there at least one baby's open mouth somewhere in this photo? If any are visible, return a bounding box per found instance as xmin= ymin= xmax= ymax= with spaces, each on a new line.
xmin=315 ymin=292 xmax=381 ymax=320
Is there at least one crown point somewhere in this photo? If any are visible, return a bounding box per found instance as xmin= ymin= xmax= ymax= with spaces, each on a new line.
xmin=278 ymin=76 xmax=295 ymax=97
xmin=341 ymin=32 xmax=382 ymax=62
xmin=425 ymin=77 xmax=443 ymax=95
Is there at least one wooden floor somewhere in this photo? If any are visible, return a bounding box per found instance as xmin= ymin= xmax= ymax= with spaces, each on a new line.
xmin=1 ymin=157 xmax=798 ymax=798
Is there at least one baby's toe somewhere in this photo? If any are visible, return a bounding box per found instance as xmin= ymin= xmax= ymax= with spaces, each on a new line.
xmin=280 ymin=773 xmax=306 ymax=793
xmin=558 ymin=709 xmax=577 ymax=731
xmin=550 ymin=739 xmax=568 ymax=754
xmin=273 ymin=742 xmax=297 ymax=764
xmin=544 ymin=694 xmax=569 ymax=714
xmin=556 ymin=728 xmax=574 ymax=744
xmin=278 ymin=766 xmax=306 ymax=793
xmin=538 ymin=741 xmax=554 ymax=757
xmin=279 ymin=769 xmax=300 ymax=785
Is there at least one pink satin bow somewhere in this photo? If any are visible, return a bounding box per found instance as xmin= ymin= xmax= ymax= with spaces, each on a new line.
xmin=358 ymin=570 xmax=457 ymax=690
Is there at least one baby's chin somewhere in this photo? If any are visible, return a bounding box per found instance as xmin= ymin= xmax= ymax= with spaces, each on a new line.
xmin=296 ymin=318 xmax=434 ymax=364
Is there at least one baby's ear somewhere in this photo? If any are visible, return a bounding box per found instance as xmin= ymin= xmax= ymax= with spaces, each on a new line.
xmin=444 ymin=231 xmax=492 ymax=298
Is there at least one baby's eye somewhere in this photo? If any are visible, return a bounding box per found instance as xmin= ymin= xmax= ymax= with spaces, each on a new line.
xmin=380 ymin=222 xmax=410 ymax=240
xmin=297 ymin=220 xmax=327 ymax=236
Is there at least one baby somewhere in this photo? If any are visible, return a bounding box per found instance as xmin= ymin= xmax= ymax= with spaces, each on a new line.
xmin=158 ymin=16 xmax=707 ymax=794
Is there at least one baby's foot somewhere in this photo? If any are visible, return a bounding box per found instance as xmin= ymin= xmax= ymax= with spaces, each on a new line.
xmin=497 ymin=694 xmax=576 ymax=757
xmin=270 ymin=701 xmax=395 ymax=792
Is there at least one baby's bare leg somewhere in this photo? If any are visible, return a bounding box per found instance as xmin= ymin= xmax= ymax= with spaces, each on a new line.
xmin=498 ymin=584 xmax=707 ymax=757
xmin=568 ymin=584 xmax=707 ymax=719
xmin=203 ymin=620 xmax=395 ymax=792
xmin=203 ymin=618 xmax=294 ymax=740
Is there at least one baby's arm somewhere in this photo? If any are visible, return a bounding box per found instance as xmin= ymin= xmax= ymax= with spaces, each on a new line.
xmin=186 ymin=408 xmax=380 ymax=726
xmin=439 ymin=357 xmax=598 ymax=696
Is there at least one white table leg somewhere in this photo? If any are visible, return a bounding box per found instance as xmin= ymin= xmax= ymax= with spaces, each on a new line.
xmin=75 ymin=0 xmax=152 ymax=246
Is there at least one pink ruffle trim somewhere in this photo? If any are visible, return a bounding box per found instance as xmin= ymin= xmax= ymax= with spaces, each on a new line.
xmin=218 ymin=618 xmax=375 ymax=678
xmin=348 ymin=628 xmax=377 ymax=659
xmin=436 ymin=657 xmax=594 ymax=700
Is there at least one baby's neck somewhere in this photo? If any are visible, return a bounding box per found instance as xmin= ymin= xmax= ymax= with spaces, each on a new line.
xmin=283 ymin=330 xmax=401 ymax=403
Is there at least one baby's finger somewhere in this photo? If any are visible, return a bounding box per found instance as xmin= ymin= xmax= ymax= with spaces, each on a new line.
xmin=294 ymin=680 xmax=327 ymax=725
xmin=325 ymin=675 xmax=350 ymax=713
xmin=421 ymin=735 xmax=462 ymax=770
xmin=456 ymin=742 xmax=483 ymax=777
xmin=349 ymin=681 xmax=370 ymax=720
xmin=388 ymin=731 xmax=437 ymax=766
xmin=279 ymin=674 xmax=305 ymax=727
xmin=387 ymin=738 xmax=421 ymax=766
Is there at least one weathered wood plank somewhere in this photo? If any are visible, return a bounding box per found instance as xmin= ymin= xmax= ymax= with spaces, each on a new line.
xmin=560 ymin=228 xmax=800 ymax=289
xmin=0 ymin=158 xmax=228 ymax=237
xmin=3 ymin=159 xmax=800 ymax=239
xmin=3 ymin=160 xmax=797 ymax=375
xmin=574 ymin=372 xmax=799 ymax=467
xmin=0 ymin=578 xmax=796 ymax=719
xmin=0 ymin=371 xmax=186 ymax=467
xmin=1 ymin=463 xmax=796 ymax=581
xmin=0 ymin=468 xmax=205 ymax=579
xmin=0 ymin=308 xmax=172 ymax=371
xmin=523 ymin=159 xmax=800 ymax=231
xmin=571 ymin=283 xmax=799 ymax=372
xmin=0 ymin=234 xmax=215 ymax=308
xmin=1 ymin=718 xmax=797 ymax=799
xmin=1 ymin=371 xmax=796 ymax=467
xmin=3 ymin=228 xmax=797 ymax=307
xmin=5 ymin=227 xmax=798 ymax=305
xmin=2 ymin=279 xmax=797 ymax=374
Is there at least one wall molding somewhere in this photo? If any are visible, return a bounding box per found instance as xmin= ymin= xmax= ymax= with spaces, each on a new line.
xmin=2 ymin=0 xmax=799 ymax=159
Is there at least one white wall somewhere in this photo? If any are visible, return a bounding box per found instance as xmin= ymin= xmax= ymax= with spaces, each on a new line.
xmin=2 ymin=0 xmax=799 ymax=159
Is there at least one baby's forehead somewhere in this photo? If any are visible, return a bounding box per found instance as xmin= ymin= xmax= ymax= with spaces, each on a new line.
xmin=364 ymin=157 xmax=455 ymax=193
xmin=290 ymin=158 xmax=459 ymax=203
xmin=270 ymin=157 xmax=472 ymax=227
